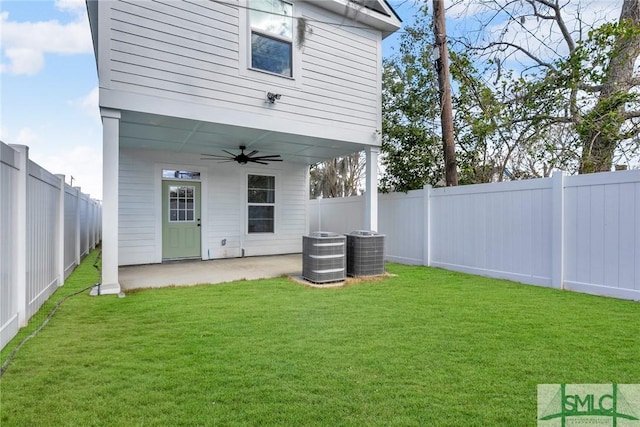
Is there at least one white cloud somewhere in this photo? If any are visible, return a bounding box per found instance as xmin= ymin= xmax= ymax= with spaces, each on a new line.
xmin=33 ymin=145 xmax=103 ymax=200
xmin=2 ymin=48 xmax=45 ymax=75
xmin=70 ymin=86 xmax=100 ymax=122
xmin=0 ymin=126 xmax=9 ymax=142
xmin=15 ymin=127 xmax=39 ymax=145
xmin=1 ymin=125 xmax=102 ymax=199
xmin=55 ymin=0 xmax=88 ymax=13
xmin=0 ymin=10 xmax=92 ymax=75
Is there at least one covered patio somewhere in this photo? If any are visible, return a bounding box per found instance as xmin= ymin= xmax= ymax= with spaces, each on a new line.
xmin=99 ymin=109 xmax=379 ymax=294
xmin=118 ymin=253 xmax=302 ymax=291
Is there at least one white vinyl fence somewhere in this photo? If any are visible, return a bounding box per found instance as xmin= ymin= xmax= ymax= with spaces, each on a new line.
xmin=1 ymin=142 xmax=101 ymax=349
xmin=310 ymin=170 xmax=640 ymax=301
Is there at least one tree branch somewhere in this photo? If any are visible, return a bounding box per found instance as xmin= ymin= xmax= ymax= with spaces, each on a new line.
xmin=578 ymin=75 xmax=640 ymax=92
xmin=509 ymin=115 xmax=575 ymax=125
xmin=623 ymin=109 xmax=640 ymax=119
xmin=578 ymin=83 xmax=604 ymax=92
xmin=526 ymin=0 xmax=576 ymax=52
xmin=479 ymin=41 xmax=556 ymax=69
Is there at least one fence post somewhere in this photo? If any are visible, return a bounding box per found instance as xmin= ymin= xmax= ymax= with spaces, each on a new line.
xmin=74 ymin=187 xmax=81 ymax=265
xmin=423 ymin=185 xmax=432 ymax=267
xmin=97 ymin=201 xmax=102 ymax=243
xmin=11 ymin=145 xmax=28 ymax=326
xmin=89 ymin=200 xmax=95 ymax=250
xmin=56 ymin=174 xmax=65 ymax=287
xmin=92 ymin=201 xmax=98 ymax=249
xmin=317 ymin=197 xmax=321 ymax=232
xmin=88 ymin=198 xmax=93 ymax=252
xmin=551 ymin=171 xmax=565 ymax=289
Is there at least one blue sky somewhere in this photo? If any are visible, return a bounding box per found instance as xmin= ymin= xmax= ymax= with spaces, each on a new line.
xmin=0 ymin=0 xmax=620 ymax=199
xmin=1 ymin=0 xmax=101 ymax=197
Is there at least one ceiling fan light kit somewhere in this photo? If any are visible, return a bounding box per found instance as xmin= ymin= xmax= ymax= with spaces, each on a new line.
xmin=200 ymin=146 xmax=283 ymax=165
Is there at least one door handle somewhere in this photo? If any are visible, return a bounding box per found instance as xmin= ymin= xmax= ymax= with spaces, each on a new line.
xmin=197 ymin=218 xmax=201 ymax=227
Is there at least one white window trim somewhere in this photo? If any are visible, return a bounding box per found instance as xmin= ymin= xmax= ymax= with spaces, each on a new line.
xmin=246 ymin=172 xmax=277 ymax=235
xmin=238 ymin=0 xmax=302 ymax=88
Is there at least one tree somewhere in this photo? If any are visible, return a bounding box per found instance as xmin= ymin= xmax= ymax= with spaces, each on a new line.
xmin=450 ymin=49 xmax=581 ymax=182
xmin=574 ymin=5 xmax=640 ymax=172
xmin=381 ymin=7 xmax=444 ymax=192
xmin=382 ymin=5 xmax=543 ymax=188
xmin=381 ymin=0 xmax=640 ymax=191
xmin=455 ymin=0 xmax=640 ymax=173
xmin=309 ymin=153 xmax=365 ymax=199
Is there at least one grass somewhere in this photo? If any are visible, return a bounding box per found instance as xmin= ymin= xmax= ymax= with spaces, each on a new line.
xmin=1 ymin=250 xmax=638 ymax=426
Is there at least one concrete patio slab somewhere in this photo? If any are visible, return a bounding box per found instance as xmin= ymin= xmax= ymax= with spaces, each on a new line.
xmin=119 ymin=253 xmax=302 ymax=291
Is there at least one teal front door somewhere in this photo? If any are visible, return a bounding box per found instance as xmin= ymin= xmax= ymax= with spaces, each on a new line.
xmin=162 ymin=181 xmax=201 ymax=259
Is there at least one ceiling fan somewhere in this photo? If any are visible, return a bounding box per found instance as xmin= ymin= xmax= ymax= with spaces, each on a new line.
xmin=200 ymin=145 xmax=283 ymax=165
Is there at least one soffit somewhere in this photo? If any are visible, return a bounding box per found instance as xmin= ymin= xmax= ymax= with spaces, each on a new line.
xmin=119 ymin=111 xmax=367 ymax=165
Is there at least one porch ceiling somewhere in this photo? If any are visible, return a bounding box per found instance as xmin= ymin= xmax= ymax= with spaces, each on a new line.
xmin=119 ymin=111 xmax=368 ymax=165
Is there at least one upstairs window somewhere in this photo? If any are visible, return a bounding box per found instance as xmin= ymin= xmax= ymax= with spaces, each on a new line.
xmin=250 ymin=0 xmax=293 ymax=77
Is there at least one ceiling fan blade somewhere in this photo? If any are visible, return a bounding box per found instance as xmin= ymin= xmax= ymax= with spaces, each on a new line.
xmin=200 ymin=155 xmax=233 ymax=160
xmin=205 ymin=149 xmax=282 ymax=165
xmin=253 ymin=154 xmax=282 ymax=158
xmin=253 ymin=156 xmax=283 ymax=161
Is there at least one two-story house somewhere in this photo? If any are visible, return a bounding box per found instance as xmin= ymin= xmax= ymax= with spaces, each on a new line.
xmin=86 ymin=0 xmax=401 ymax=294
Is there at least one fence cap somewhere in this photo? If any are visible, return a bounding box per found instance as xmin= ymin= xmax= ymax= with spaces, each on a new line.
xmin=348 ymin=230 xmax=384 ymax=237
xmin=308 ymin=231 xmax=343 ymax=238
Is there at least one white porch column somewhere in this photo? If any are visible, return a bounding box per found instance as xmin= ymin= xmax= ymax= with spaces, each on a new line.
xmin=364 ymin=146 xmax=379 ymax=231
xmin=94 ymin=108 xmax=122 ymax=296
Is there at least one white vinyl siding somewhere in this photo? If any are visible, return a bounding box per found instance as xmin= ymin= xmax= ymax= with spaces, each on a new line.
xmin=101 ymin=0 xmax=382 ymax=143
xmin=119 ymin=150 xmax=157 ymax=265
xmin=119 ymin=149 xmax=306 ymax=264
xmin=207 ymin=168 xmax=243 ymax=258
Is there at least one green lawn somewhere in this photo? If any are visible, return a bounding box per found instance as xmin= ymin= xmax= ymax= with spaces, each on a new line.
xmin=1 ymin=250 xmax=638 ymax=426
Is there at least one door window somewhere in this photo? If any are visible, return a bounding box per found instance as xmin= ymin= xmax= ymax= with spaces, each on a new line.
xmin=168 ymin=185 xmax=196 ymax=222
